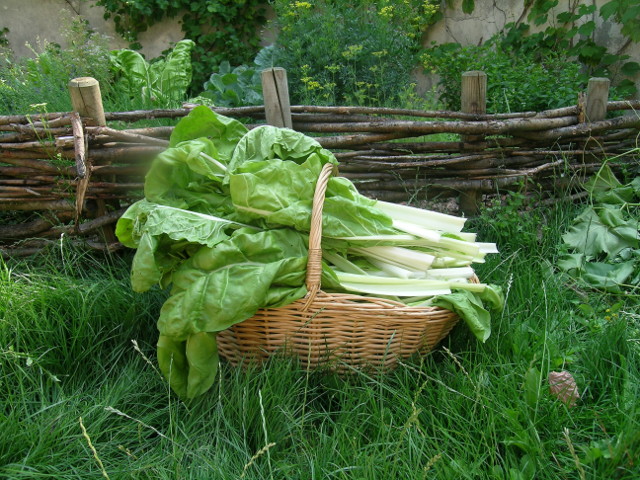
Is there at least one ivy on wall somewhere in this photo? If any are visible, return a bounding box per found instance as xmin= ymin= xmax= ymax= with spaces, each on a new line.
xmin=95 ymin=0 xmax=267 ymax=91
xmin=450 ymin=0 xmax=640 ymax=93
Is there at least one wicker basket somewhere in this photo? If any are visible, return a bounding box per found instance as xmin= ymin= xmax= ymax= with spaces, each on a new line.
xmin=217 ymin=163 xmax=467 ymax=371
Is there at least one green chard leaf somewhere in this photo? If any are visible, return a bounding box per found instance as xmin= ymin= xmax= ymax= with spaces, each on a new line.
xmin=230 ymin=149 xmax=396 ymax=238
xmin=562 ymin=207 xmax=638 ymax=260
xmin=157 ymin=228 xmax=310 ymax=341
xmin=169 ymin=105 xmax=248 ymax=162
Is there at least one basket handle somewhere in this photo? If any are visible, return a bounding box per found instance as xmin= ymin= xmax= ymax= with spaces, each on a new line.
xmin=302 ymin=162 xmax=335 ymax=310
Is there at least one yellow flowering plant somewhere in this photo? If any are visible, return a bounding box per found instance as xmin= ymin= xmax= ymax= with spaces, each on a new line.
xmin=271 ymin=0 xmax=442 ymax=106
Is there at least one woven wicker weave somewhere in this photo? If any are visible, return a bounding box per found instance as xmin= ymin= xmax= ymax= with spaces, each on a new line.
xmin=217 ymin=163 xmax=466 ymax=370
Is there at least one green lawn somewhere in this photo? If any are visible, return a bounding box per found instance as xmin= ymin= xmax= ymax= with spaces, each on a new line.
xmin=1 ymin=198 xmax=638 ymax=479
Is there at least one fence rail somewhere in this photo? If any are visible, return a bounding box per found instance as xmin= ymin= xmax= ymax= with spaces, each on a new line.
xmin=1 ymin=70 xmax=639 ymax=254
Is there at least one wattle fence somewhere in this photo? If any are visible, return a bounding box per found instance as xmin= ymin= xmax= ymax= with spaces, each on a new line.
xmin=1 ymin=71 xmax=639 ymax=256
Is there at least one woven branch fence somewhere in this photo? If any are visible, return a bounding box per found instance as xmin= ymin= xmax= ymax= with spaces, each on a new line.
xmin=1 ymin=71 xmax=639 ymax=255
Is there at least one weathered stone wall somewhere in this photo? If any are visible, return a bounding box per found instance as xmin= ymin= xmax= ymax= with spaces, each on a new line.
xmin=425 ymin=0 xmax=632 ymax=57
xmin=1 ymin=0 xmax=183 ymax=59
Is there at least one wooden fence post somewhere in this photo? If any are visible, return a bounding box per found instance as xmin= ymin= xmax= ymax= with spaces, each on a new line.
xmin=585 ymin=77 xmax=610 ymax=123
xmin=68 ymin=77 xmax=116 ymax=242
xmin=261 ymin=68 xmax=293 ymax=129
xmin=68 ymin=77 xmax=106 ymax=126
xmin=459 ymin=71 xmax=487 ymax=216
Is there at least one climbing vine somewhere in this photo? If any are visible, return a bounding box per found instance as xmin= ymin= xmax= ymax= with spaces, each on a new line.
xmin=450 ymin=0 xmax=639 ymax=95
xmin=95 ymin=0 xmax=267 ymax=91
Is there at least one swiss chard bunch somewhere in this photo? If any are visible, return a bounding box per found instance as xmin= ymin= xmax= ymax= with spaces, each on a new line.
xmin=117 ymin=106 xmax=502 ymax=399
xmin=559 ymin=165 xmax=640 ymax=293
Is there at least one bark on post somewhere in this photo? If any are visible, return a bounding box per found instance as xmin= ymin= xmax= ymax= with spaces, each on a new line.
xmin=68 ymin=77 xmax=116 ymax=242
xmin=261 ymin=68 xmax=293 ymax=129
xmin=68 ymin=77 xmax=106 ymax=126
xmin=460 ymin=71 xmax=487 ymax=216
xmin=585 ymin=77 xmax=610 ymax=123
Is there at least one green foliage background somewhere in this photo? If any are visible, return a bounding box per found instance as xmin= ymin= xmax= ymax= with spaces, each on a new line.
xmin=95 ymin=0 xmax=268 ymax=92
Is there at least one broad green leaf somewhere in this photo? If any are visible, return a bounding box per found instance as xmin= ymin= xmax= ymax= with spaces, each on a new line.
xmin=585 ymin=165 xmax=625 ymax=201
xmin=157 ymin=229 xmax=310 ymax=340
xmin=432 ymin=289 xmax=493 ymax=342
xmin=230 ymin=154 xmax=396 ymax=238
xmin=227 ymin=125 xmax=337 ymax=174
xmin=130 ymin=232 xmax=163 ymax=292
xmin=110 ymin=40 xmax=194 ymax=105
xmin=143 ymin=138 xmax=234 ymax=214
xmin=582 ymin=261 xmax=636 ymax=292
xmin=562 ymin=207 xmax=638 ymax=259
xmin=149 ymin=39 xmax=195 ymax=102
xmin=557 ymin=253 xmax=586 ymax=272
xmin=109 ymin=49 xmax=151 ymax=99
xmin=621 ymin=61 xmax=640 ymax=76
xmin=116 ymin=200 xmax=249 ymax=292
xmin=185 ymin=332 xmax=219 ymax=399
xmin=599 ymin=1 xmax=618 ymax=19
xmin=577 ymin=21 xmax=596 ymax=36
xmin=169 ymin=106 xmax=248 ymax=162
xmin=157 ymin=335 xmax=190 ymax=398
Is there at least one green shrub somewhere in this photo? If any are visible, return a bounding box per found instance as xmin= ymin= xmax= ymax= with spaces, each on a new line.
xmin=423 ymin=43 xmax=584 ymax=113
xmin=96 ymin=0 xmax=267 ymax=93
xmin=271 ymin=0 xmax=440 ymax=106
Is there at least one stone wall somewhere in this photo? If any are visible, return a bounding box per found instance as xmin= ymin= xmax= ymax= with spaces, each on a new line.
xmin=1 ymin=0 xmax=183 ymax=59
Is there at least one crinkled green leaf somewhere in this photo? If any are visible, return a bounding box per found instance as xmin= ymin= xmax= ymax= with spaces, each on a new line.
xmin=130 ymin=232 xmax=164 ymax=292
xmin=230 ymin=154 xmax=396 ymax=237
xmin=110 ymin=40 xmax=194 ymax=104
xmin=227 ymin=125 xmax=337 ymax=174
xmin=562 ymin=207 xmax=638 ymax=260
xmin=169 ymin=105 xmax=248 ymax=163
xmin=109 ymin=49 xmax=150 ymax=99
xmin=116 ymin=200 xmax=250 ymax=292
xmin=157 ymin=335 xmax=189 ymax=399
xmin=115 ymin=199 xmax=154 ymax=248
xmin=143 ymin=139 xmax=234 ymax=214
xmin=149 ymin=39 xmax=195 ymax=103
xmin=157 ymin=331 xmax=220 ymax=399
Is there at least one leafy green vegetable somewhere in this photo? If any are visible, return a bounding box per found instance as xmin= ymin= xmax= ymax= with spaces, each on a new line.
xmin=169 ymin=105 xmax=248 ymax=155
xmin=559 ymin=165 xmax=639 ymax=292
xmin=157 ymin=332 xmax=219 ymax=399
xmin=110 ymin=39 xmax=195 ymax=105
xmin=115 ymin=200 xmax=253 ymax=292
xmin=157 ymin=228 xmax=310 ymax=340
xmin=562 ymin=207 xmax=638 ymax=259
xmin=431 ymin=285 xmax=504 ymax=343
xmin=143 ymin=138 xmax=232 ymax=214
xmin=200 ymin=61 xmax=263 ymax=108
xmin=117 ymin=107 xmax=502 ymax=399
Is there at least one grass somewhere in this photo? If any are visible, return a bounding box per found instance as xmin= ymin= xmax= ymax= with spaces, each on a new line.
xmin=1 ymin=198 xmax=639 ymax=479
